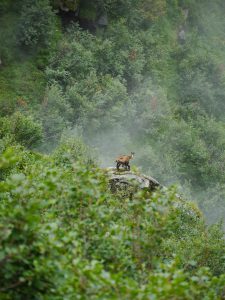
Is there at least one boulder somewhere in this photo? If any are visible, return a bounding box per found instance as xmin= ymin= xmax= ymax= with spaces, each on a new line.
xmin=106 ymin=168 xmax=161 ymax=194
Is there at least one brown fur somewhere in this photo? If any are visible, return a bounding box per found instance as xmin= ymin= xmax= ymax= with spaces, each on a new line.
xmin=115 ymin=152 xmax=134 ymax=171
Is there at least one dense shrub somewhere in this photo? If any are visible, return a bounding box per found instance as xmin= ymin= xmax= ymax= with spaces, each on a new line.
xmin=0 ymin=112 xmax=43 ymax=148
xmin=0 ymin=150 xmax=225 ymax=298
xmin=18 ymin=0 xmax=57 ymax=47
xmin=2 ymin=0 xmax=225 ymax=297
xmin=10 ymin=113 xmax=43 ymax=148
xmin=36 ymin=84 xmax=73 ymax=149
xmin=53 ymin=137 xmax=95 ymax=167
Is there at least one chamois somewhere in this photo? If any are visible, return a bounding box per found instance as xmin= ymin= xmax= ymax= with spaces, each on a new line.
xmin=115 ymin=152 xmax=135 ymax=171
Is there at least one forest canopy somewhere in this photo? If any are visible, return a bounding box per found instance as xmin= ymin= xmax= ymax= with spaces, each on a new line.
xmin=1 ymin=0 xmax=225 ymax=298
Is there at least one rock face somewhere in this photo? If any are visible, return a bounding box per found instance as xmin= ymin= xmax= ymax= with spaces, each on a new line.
xmin=106 ymin=168 xmax=161 ymax=194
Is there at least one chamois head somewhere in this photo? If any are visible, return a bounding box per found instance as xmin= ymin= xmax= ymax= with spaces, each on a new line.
xmin=131 ymin=152 xmax=135 ymax=158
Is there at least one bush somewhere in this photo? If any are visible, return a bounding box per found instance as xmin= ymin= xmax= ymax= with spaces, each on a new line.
xmin=53 ymin=137 xmax=95 ymax=167
xmin=0 ymin=123 xmax=225 ymax=298
xmin=0 ymin=152 xmax=225 ymax=299
xmin=66 ymin=72 xmax=129 ymax=133
xmin=37 ymin=84 xmax=73 ymax=149
xmin=18 ymin=0 xmax=56 ymax=47
xmin=0 ymin=112 xmax=43 ymax=148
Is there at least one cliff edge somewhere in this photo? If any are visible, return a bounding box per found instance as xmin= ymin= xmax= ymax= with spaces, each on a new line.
xmin=106 ymin=168 xmax=161 ymax=194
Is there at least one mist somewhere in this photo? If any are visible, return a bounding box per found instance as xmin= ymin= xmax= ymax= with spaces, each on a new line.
xmin=1 ymin=0 xmax=225 ymax=227
xmin=2 ymin=1 xmax=225 ymax=297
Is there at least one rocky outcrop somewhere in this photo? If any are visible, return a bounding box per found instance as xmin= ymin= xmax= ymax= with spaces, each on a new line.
xmin=106 ymin=168 xmax=161 ymax=194
xmin=56 ymin=0 xmax=108 ymax=32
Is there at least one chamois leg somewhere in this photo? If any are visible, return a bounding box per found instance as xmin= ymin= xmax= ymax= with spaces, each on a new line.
xmin=116 ymin=162 xmax=121 ymax=170
xmin=124 ymin=162 xmax=130 ymax=171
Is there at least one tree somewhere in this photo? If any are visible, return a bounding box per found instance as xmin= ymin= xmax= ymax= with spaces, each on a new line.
xmin=18 ymin=0 xmax=56 ymax=47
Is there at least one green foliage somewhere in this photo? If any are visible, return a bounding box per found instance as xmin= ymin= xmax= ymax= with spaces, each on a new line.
xmin=0 ymin=61 xmax=46 ymax=117
xmin=2 ymin=1 xmax=225 ymax=297
xmin=0 ymin=147 xmax=18 ymax=169
xmin=0 ymin=151 xmax=225 ymax=298
xmin=53 ymin=137 xmax=95 ymax=167
xmin=0 ymin=11 xmax=18 ymax=65
xmin=79 ymin=0 xmax=97 ymax=21
xmin=0 ymin=144 xmax=41 ymax=181
xmin=36 ymin=84 xmax=73 ymax=149
xmin=47 ymin=23 xmax=145 ymax=86
xmin=0 ymin=112 xmax=43 ymax=148
xmin=139 ymin=0 xmax=167 ymax=22
xmin=18 ymin=0 xmax=57 ymax=47
xmin=46 ymin=25 xmax=95 ymax=85
xmin=0 ymin=0 xmax=10 ymax=13
xmin=14 ymin=0 xmax=225 ymax=224
xmin=52 ymin=0 xmax=80 ymax=12
xmin=67 ymin=73 xmax=129 ymax=133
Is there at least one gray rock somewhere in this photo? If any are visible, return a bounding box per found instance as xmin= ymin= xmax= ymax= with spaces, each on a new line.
xmin=106 ymin=168 xmax=161 ymax=194
xmin=178 ymin=29 xmax=186 ymax=41
xmin=97 ymin=13 xmax=108 ymax=26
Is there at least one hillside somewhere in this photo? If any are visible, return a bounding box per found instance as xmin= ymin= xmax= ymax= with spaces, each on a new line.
xmin=1 ymin=141 xmax=225 ymax=299
xmin=1 ymin=0 xmax=225 ymax=222
xmin=1 ymin=0 xmax=225 ymax=298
